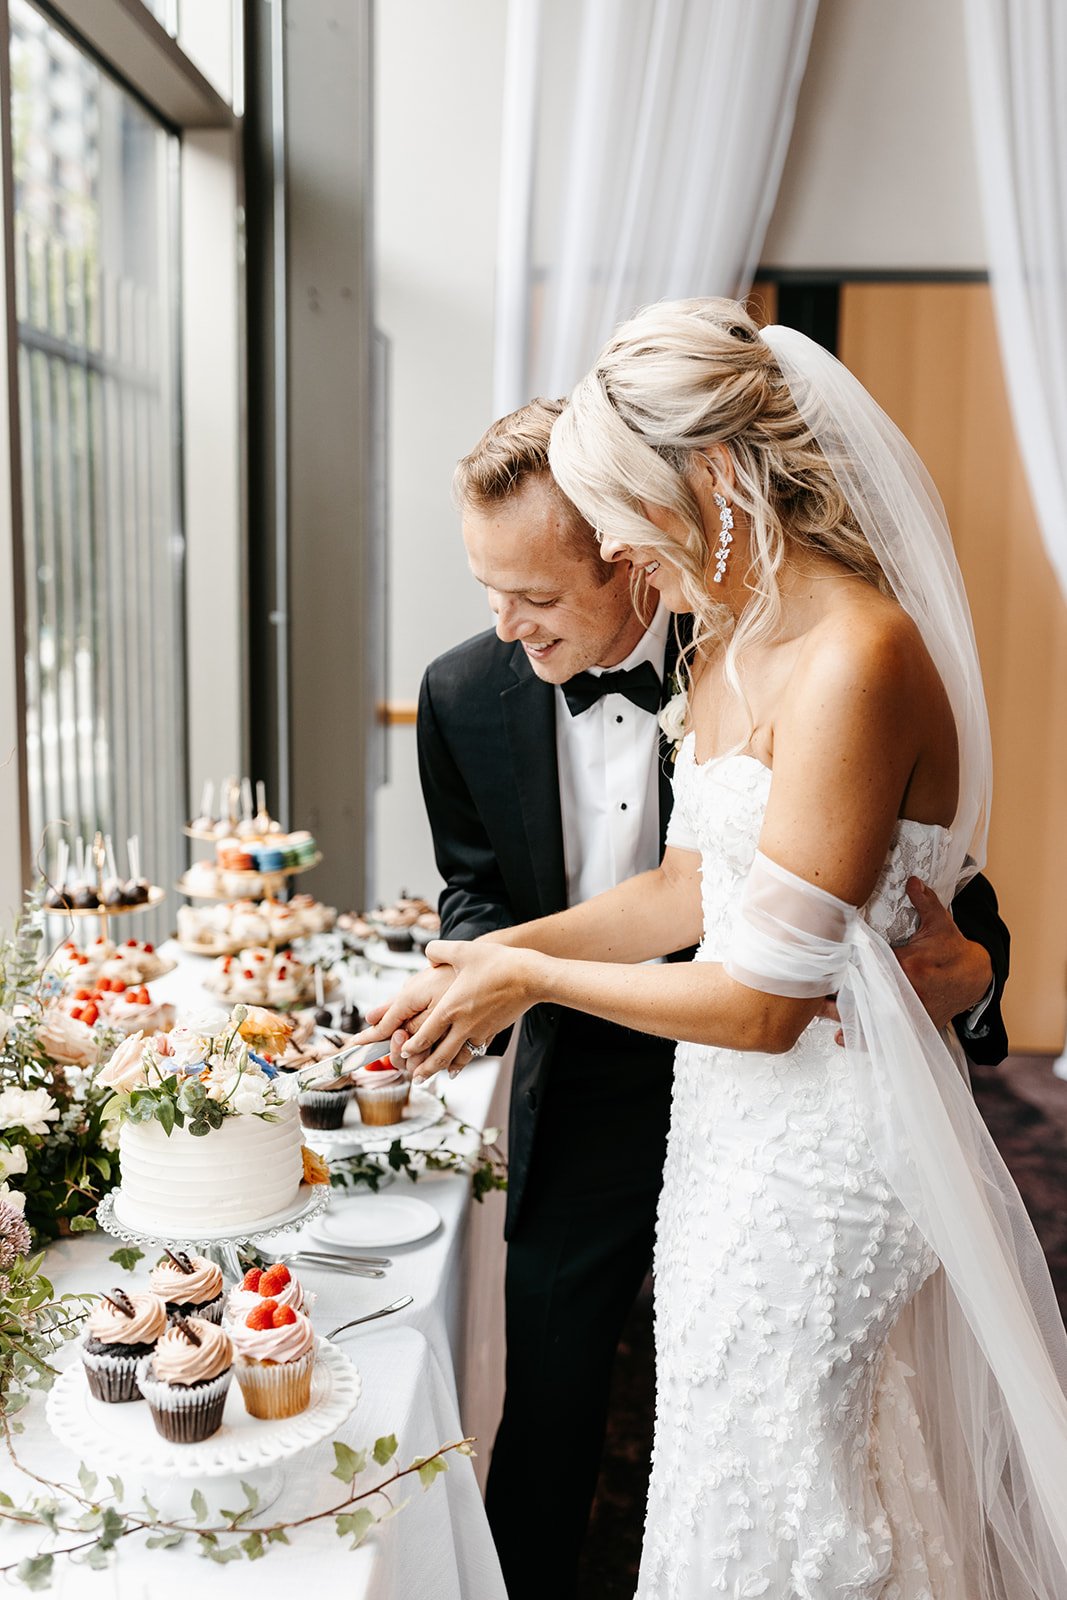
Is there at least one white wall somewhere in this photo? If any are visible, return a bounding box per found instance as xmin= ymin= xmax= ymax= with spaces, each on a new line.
xmin=372 ymin=0 xmax=986 ymax=904
xmin=373 ymin=0 xmax=507 ymax=905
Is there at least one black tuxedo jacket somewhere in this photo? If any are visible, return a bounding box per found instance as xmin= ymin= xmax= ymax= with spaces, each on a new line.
xmin=417 ymin=626 xmax=1010 ymax=1237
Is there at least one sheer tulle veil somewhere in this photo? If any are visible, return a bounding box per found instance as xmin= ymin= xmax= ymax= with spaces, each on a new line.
xmin=732 ymin=325 xmax=1067 ymax=1597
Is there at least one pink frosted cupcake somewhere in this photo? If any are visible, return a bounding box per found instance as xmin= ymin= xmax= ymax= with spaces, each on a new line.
xmin=148 ymin=1250 xmax=225 ymax=1324
xmin=352 ymin=1058 xmax=410 ymax=1127
xmin=82 ymin=1289 xmax=168 ymax=1403
xmin=230 ymin=1302 xmax=316 ymax=1419
xmin=136 ymin=1317 xmax=234 ymax=1442
xmin=224 ymin=1261 xmax=312 ymax=1326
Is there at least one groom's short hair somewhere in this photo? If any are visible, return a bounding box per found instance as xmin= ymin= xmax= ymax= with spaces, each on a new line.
xmin=454 ymin=398 xmax=610 ymax=582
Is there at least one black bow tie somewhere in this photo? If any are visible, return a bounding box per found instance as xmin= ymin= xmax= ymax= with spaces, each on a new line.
xmin=562 ymin=660 xmax=662 ymax=718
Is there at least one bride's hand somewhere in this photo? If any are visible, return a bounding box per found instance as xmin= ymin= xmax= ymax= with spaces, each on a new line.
xmin=398 ymin=940 xmax=543 ymax=1083
xmin=355 ymin=963 xmax=459 ymax=1048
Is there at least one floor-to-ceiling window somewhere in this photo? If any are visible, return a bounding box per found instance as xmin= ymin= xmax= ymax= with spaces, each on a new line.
xmin=10 ymin=0 xmax=183 ymax=937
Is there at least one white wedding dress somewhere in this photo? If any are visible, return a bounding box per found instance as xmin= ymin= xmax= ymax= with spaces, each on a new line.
xmin=638 ymin=740 xmax=962 ymax=1599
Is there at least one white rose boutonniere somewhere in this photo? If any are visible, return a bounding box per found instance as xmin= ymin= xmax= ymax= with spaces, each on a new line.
xmin=658 ymin=689 xmax=688 ymax=762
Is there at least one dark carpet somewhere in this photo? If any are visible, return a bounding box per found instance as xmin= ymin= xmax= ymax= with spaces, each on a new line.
xmin=576 ymin=1054 xmax=1067 ymax=1599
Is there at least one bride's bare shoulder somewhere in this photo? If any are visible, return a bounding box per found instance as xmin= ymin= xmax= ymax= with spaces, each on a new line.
xmin=793 ymin=587 xmax=936 ymax=706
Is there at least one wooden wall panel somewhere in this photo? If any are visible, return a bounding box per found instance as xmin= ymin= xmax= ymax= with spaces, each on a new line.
xmin=839 ymin=283 xmax=1067 ymax=1054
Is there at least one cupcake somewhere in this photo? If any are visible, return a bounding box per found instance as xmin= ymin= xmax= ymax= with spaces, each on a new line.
xmin=82 ymin=1288 xmax=167 ymax=1403
xmin=352 ymin=1058 xmax=410 ymax=1127
xmin=230 ymin=1303 xmax=316 ymax=1419
xmin=297 ymin=1071 xmax=355 ymax=1130
xmin=148 ymin=1250 xmax=225 ymax=1324
xmin=136 ymin=1316 xmax=234 ymax=1442
xmin=224 ymin=1261 xmax=312 ymax=1326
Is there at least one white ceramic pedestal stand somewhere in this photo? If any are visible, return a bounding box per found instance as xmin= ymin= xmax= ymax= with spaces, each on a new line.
xmin=47 ymin=1339 xmax=360 ymax=1518
xmin=95 ymin=1183 xmax=332 ymax=1282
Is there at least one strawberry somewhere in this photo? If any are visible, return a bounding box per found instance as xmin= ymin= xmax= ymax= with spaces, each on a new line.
xmin=258 ymin=1263 xmax=291 ymax=1296
xmin=126 ymin=939 xmax=137 ymax=948
xmin=74 ymin=987 xmax=92 ymax=1001
xmin=112 ymin=980 xmax=127 ymax=993
xmin=242 ymin=969 xmax=254 ymax=980
xmin=70 ymin=1005 xmax=84 ymax=1022
xmin=276 ymin=966 xmax=288 ymax=979
xmin=272 ymin=1304 xmax=297 ymax=1327
xmin=144 ymin=942 xmax=154 ymax=954
xmin=81 ymin=1002 xmax=99 ymax=1026
xmin=367 ymin=1057 xmax=394 ymax=1072
xmin=241 ymin=1267 xmax=263 ymax=1292
xmin=125 ymin=990 xmax=139 ymax=1003
xmin=245 ymin=1299 xmax=278 ymax=1330
xmin=96 ymin=977 xmax=112 ymax=992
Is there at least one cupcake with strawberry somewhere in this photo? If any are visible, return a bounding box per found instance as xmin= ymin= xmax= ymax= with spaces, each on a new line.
xmin=148 ymin=1249 xmax=225 ymax=1324
xmin=82 ymin=1287 xmax=168 ymax=1403
xmin=352 ymin=1056 xmax=410 ymax=1127
xmin=136 ymin=1316 xmax=234 ymax=1442
xmin=230 ymin=1299 xmax=316 ymax=1419
xmin=224 ymin=1261 xmax=312 ymax=1326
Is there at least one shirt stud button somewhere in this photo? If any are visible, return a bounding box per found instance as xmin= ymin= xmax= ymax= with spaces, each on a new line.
xmin=616 ymin=714 xmax=623 ymax=723
xmin=621 ymin=802 xmax=628 ymax=811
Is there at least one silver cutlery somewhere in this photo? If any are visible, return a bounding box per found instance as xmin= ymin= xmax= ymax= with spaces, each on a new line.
xmin=291 ymin=1249 xmax=392 ymax=1269
xmin=328 ymin=1295 xmax=414 ymax=1338
xmin=292 ymin=1255 xmax=386 ymax=1279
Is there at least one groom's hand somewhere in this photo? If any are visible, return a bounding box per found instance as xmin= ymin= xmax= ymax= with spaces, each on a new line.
xmin=818 ymin=876 xmax=994 ymax=1043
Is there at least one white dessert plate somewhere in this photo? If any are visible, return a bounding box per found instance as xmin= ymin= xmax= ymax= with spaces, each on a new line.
xmin=47 ymin=1339 xmax=359 ymax=1478
xmin=303 ymin=1086 xmax=447 ymax=1155
xmin=308 ymin=1193 xmax=441 ymax=1250
xmin=361 ymin=939 xmax=427 ymax=972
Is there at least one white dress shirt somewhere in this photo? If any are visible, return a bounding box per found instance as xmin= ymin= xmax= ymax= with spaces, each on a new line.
xmin=554 ymin=603 xmax=670 ymax=908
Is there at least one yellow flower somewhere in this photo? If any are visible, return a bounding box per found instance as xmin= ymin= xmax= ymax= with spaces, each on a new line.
xmin=237 ymin=1006 xmax=294 ymax=1054
xmin=301 ymin=1145 xmax=330 ymax=1186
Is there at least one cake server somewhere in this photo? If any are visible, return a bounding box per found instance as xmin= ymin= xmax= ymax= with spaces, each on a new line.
xmin=327 ymin=1295 xmax=414 ymax=1338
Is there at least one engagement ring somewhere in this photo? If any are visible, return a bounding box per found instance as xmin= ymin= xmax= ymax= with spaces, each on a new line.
xmin=463 ymin=1039 xmax=488 ymax=1058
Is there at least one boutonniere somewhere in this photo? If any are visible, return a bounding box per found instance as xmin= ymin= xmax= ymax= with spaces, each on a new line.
xmin=657 ymin=673 xmax=688 ymax=763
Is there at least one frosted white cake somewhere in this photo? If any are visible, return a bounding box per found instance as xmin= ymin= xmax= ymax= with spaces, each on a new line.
xmin=116 ymin=1101 xmax=305 ymax=1236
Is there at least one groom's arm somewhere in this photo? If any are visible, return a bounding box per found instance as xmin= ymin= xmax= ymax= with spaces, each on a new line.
xmin=417 ymin=667 xmax=515 ymax=942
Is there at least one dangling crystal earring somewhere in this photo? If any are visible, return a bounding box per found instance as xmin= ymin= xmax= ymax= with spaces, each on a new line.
xmin=712 ymin=492 xmax=734 ymax=583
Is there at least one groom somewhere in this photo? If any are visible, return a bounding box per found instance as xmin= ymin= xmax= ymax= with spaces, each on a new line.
xmin=412 ymin=399 xmax=1009 ymax=1600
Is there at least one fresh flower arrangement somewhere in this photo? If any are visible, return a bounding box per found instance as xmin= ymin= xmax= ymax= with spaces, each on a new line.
xmin=657 ymin=670 xmax=688 ymax=761
xmin=0 ymin=901 xmax=121 ymax=1245
xmin=99 ymin=1004 xmax=309 ymax=1137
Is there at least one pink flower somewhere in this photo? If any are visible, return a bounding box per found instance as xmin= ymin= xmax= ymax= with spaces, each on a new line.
xmin=98 ymin=1030 xmax=149 ymax=1090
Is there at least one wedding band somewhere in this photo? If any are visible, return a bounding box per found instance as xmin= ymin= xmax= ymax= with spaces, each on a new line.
xmin=463 ymin=1039 xmax=488 ymax=1058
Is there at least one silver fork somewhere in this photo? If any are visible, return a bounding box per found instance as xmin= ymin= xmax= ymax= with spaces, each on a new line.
xmin=328 ymin=1295 xmax=414 ymax=1338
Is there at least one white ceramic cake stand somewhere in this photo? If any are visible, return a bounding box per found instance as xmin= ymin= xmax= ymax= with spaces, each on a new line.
xmin=303 ymin=1086 xmax=448 ymax=1158
xmin=47 ymin=1339 xmax=360 ymax=1517
xmin=96 ymin=1183 xmax=331 ymax=1282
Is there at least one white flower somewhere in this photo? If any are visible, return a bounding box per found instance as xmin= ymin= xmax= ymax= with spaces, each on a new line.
xmin=0 ymin=1085 xmax=60 ymax=1136
xmin=0 ymin=1182 xmax=25 ymax=1214
xmin=98 ymin=1030 xmax=150 ymax=1090
xmin=0 ymin=1143 xmax=27 ymax=1180
xmin=207 ymin=1071 xmax=270 ymax=1117
xmin=658 ymin=690 xmax=688 ymax=747
xmin=36 ymin=1007 xmax=97 ymax=1067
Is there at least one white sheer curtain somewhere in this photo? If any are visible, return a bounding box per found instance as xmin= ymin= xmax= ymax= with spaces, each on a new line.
xmin=494 ymin=0 xmax=819 ymax=414
xmin=963 ymin=0 xmax=1067 ymax=604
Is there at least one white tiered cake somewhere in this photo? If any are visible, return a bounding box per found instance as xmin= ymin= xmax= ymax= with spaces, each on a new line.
xmin=116 ymin=1101 xmax=305 ymax=1235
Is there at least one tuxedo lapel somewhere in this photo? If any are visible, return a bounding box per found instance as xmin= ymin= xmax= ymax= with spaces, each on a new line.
xmin=501 ymin=645 xmax=568 ymax=917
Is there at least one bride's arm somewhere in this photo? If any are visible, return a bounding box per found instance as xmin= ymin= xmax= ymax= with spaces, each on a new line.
xmin=392 ymin=610 xmax=934 ymax=1078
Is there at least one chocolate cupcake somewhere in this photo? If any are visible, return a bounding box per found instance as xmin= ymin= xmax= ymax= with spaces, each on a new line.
xmin=148 ymin=1250 xmax=225 ymax=1324
xmin=82 ymin=1289 xmax=167 ymax=1403
xmin=136 ymin=1316 xmax=234 ymax=1442
xmin=297 ymin=1076 xmax=355 ymax=1130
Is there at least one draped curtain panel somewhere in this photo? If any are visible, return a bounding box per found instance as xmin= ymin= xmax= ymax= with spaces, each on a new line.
xmin=494 ymin=0 xmax=819 ymax=414
xmin=964 ymin=0 xmax=1067 ymax=604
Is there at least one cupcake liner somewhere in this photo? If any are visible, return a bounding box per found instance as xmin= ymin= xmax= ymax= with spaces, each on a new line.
xmin=298 ymin=1085 xmax=354 ymax=1130
xmin=164 ymin=1293 xmax=224 ymax=1326
xmin=82 ymin=1340 xmax=151 ymax=1404
xmin=136 ymin=1357 xmax=233 ymax=1442
xmin=354 ymin=1081 xmax=410 ymax=1127
xmin=234 ymin=1345 xmax=315 ymax=1419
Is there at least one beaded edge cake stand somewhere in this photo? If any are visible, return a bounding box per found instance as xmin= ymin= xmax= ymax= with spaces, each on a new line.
xmin=96 ymin=1183 xmax=331 ymax=1281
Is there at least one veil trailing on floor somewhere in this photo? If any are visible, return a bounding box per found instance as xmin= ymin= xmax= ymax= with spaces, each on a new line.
xmin=724 ymin=325 xmax=1067 ymax=1599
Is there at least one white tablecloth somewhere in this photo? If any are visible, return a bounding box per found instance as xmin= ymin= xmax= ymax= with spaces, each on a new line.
xmin=1 ymin=948 xmax=509 ymax=1598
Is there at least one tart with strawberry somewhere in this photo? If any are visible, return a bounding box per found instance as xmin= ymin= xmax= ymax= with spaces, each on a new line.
xmin=229 ymin=1299 xmax=316 ymax=1418
xmin=224 ymin=1260 xmax=312 ymax=1325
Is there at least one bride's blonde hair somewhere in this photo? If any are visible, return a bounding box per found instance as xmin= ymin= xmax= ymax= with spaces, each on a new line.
xmin=548 ymin=297 xmax=890 ymax=714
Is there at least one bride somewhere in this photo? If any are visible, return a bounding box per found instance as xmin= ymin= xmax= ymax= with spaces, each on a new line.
xmin=360 ymin=299 xmax=1067 ymax=1597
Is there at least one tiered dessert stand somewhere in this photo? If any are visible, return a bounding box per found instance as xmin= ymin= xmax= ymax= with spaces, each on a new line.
xmin=96 ymin=1183 xmax=331 ymax=1283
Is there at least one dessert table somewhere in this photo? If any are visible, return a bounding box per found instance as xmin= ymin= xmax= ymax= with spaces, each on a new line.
xmin=1 ymin=947 xmax=511 ymax=1597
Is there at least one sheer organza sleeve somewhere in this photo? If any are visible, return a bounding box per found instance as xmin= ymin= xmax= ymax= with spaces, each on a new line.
xmin=723 ymin=851 xmax=1067 ymax=1599
xmin=664 ymin=805 xmax=700 ymax=854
